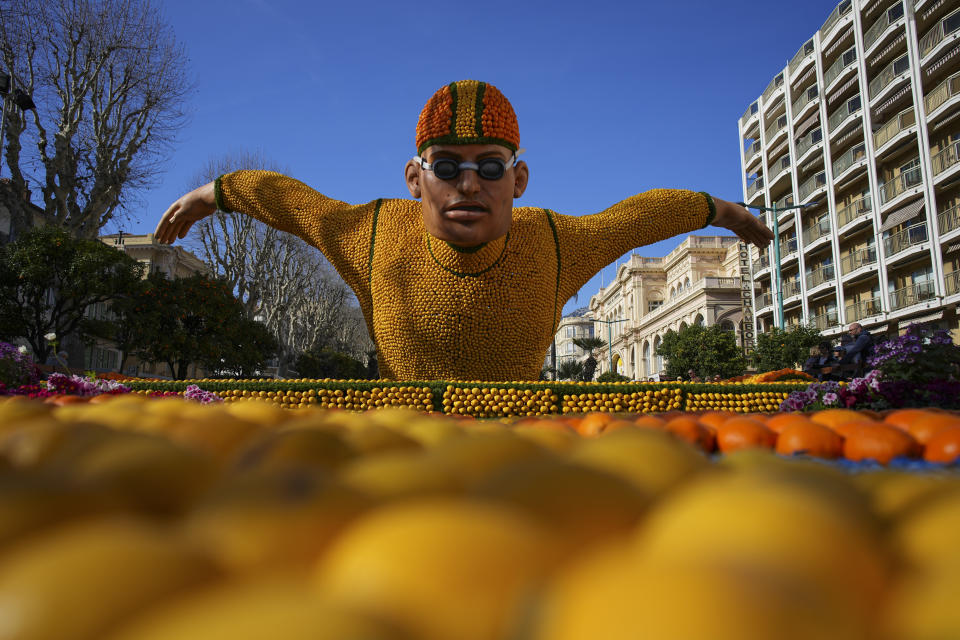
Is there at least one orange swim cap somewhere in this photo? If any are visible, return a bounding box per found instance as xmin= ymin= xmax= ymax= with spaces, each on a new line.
xmin=415 ymin=80 xmax=520 ymax=154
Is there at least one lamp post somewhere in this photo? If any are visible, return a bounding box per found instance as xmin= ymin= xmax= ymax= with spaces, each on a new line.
xmin=594 ymin=317 xmax=627 ymax=375
xmin=738 ymin=199 xmax=819 ymax=330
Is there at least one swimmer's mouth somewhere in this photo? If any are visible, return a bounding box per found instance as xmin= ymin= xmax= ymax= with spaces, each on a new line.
xmin=444 ymin=202 xmax=489 ymax=219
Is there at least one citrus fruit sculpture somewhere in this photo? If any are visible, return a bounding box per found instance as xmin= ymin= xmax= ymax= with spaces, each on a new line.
xmin=0 ymin=393 xmax=957 ymax=640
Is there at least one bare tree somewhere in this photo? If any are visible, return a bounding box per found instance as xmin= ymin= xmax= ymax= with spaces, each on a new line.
xmin=187 ymin=150 xmax=374 ymax=377
xmin=0 ymin=0 xmax=191 ymax=238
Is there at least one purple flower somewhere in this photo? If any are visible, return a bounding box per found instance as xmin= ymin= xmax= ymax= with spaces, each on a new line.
xmin=183 ymin=384 xmax=222 ymax=404
xmin=822 ymin=392 xmax=838 ymax=406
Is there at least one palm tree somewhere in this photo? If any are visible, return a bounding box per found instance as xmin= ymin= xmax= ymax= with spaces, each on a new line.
xmin=557 ymin=359 xmax=585 ymax=381
xmin=573 ymin=337 xmax=606 ymax=382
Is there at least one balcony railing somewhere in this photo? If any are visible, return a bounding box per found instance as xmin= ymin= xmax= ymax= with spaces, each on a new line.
xmin=753 ymin=254 xmax=770 ymax=272
xmin=919 ymin=7 xmax=960 ymax=58
xmin=833 ymin=142 xmax=866 ymax=178
xmin=799 ymin=171 xmax=827 ymax=201
xmin=924 ymin=70 xmax=960 ymax=115
xmin=828 ymin=95 xmax=862 ymax=132
xmin=758 ymin=292 xmax=774 ymax=308
xmin=863 ymin=2 xmax=904 ymax=51
xmin=938 ymin=203 xmax=960 ymax=235
xmin=792 ymin=84 xmax=819 ymax=116
xmin=803 ymin=217 xmax=832 ymax=245
xmin=884 ymin=221 xmax=928 ymax=255
xmin=765 ymin=115 xmax=789 ymax=142
xmin=781 ymin=278 xmax=802 ymax=298
xmin=806 ymin=263 xmax=836 ymax=288
xmin=779 ymin=237 xmax=799 ymax=256
xmin=821 ymin=0 xmax=853 ymax=41
xmin=810 ymin=308 xmax=840 ymax=330
xmin=846 ymin=297 xmax=882 ymax=321
xmin=837 ymin=195 xmax=872 ymax=227
xmin=762 ymin=73 xmax=785 ymax=105
xmin=932 ymin=140 xmax=960 ymax=175
xmin=790 ymin=39 xmax=816 ymax=75
xmin=946 ymin=269 xmax=960 ymax=295
xmin=740 ymin=101 xmax=760 ymax=128
xmin=775 ymin=193 xmax=794 ymax=210
xmin=869 ymin=53 xmax=909 ymax=99
xmin=890 ymin=280 xmax=937 ymax=310
xmin=796 ymin=127 xmax=823 ymax=159
xmin=878 ymin=162 xmax=922 ymax=203
xmin=824 ymin=46 xmax=857 ymax=88
xmin=840 ymin=246 xmax=878 ymax=274
xmin=873 ymin=107 xmax=915 ymax=149
xmin=746 ymin=177 xmax=765 ymax=199
xmin=744 ymin=139 xmax=762 ymax=163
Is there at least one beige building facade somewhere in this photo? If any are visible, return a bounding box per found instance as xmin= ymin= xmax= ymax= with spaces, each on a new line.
xmin=544 ymin=308 xmax=596 ymax=373
xmin=739 ymin=0 xmax=960 ymax=341
xmin=588 ymin=236 xmax=748 ymax=380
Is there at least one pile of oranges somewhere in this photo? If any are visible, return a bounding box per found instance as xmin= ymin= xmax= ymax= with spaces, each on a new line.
xmin=0 ymin=395 xmax=957 ymax=639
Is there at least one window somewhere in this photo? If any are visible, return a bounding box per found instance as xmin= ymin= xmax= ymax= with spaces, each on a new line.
xmin=945 ymin=9 xmax=960 ymax=37
xmin=803 ymin=39 xmax=815 ymax=56
xmin=648 ymin=300 xmax=663 ymax=313
xmin=893 ymin=54 xmax=909 ymax=76
xmin=842 ymin=48 xmax=857 ymax=66
xmin=566 ymin=342 xmax=575 ymax=354
xmin=565 ymin=326 xmax=575 ymax=338
xmin=847 ymin=94 xmax=861 ymax=114
xmin=811 ymin=128 xmax=823 ymax=144
xmin=887 ymin=2 xmax=903 ymax=23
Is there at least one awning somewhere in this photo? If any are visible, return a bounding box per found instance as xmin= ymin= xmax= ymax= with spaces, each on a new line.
xmin=946 ymin=242 xmax=960 ymax=253
xmin=791 ymin=66 xmax=816 ymax=90
xmin=902 ymin=310 xmax=943 ymax=325
xmin=880 ymin=198 xmax=925 ymax=231
xmin=862 ymin=0 xmax=884 ymax=19
xmin=834 ymin=126 xmax=862 ymax=147
xmin=824 ymin=28 xmax=853 ymax=58
xmin=828 ymin=75 xmax=859 ymax=102
xmin=871 ymin=33 xmax=905 ymax=67
xmin=767 ymin=138 xmax=789 ymax=160
xmin=922 ymin=0 xmax=946 ymax=22
xmin=927 ymin=43 xmax=960 ymax=75
xmin=795 ymin=112 xmax=820 ymax=137
xmin=872 ymin=84 xmax=911 ymax=116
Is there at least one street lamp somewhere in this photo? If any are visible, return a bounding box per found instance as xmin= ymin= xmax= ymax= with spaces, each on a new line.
xmin=594 ymin=317 xmax=627 ymax=375
xmin=738 ymin=199 xmax=819 ymax=330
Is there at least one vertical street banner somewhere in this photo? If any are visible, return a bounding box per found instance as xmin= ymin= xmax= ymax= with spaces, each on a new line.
xmin=738 ymin=242 xmax=755 ymax=354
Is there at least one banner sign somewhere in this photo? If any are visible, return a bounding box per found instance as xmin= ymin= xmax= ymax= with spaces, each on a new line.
xmin=738 ymin=242 xmax=755 ymax=353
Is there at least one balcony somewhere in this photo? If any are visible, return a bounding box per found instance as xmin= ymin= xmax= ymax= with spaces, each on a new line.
xmin=878 ymin=162 xmax=922 ymax=204
xmin=890 ymin=281 xmax=937 ymax=310
xmin=792 ymin=85 xmax=819 ymax=118
xmin=863 ymin=2 xmax=905 ymax=52
xmin=796 ymin=127 xmax=823 ymax=160
xmin=740 ymin=101 xmax=760 ymax=129
xmin=765 ymin=115 xmax=789 ymax=144
xmin=762 ymin=73 xmax=786 ymax=107
xmin=770 ymin=154 xmax=791 ymax=183
xmin=781 ymin=278 xmax=802 ymax=299
xmin=790 ymin=39 xmax=816 ymax=77
xmin=873 ymin=107 xmax=915 ymax=150
xmin=837 ymin=195 xmax=873 ymax=228
xmin=824 ymin=46 xmax=858 ymax=89
xmin=806 ymin=263 xmax=836 ymax=289
xmin=884 ymin=221 xmax=928 ymax=255
xmin=810 ymin=308 xmax=840 ymax=330
xmin=832 ymin=142 xmax=867 ymax=179
xmin=919 ymin=8 xmax=960 ymax=59
xmin=840 ymin=246 xmax=878 ymax=274
xmin=868 ymin=53 xmax=909 ymax=100
xmin=821 ymin=0 xmax=853 ymax=45
xmin=938 ymin=203 xmax=960 ymax=235
xmin=744 ymin=139 xmax=762 ymax=165
xmin=931 ymin=140 xmax=960 ymax=176
xmin=828 ymin=95 xmax=862 ymax=133
xmin=946 ymin=269 xmax=960 ymax=295
xmin=746 ymin=177 xmax=765 ymax=200
xmin=803 ymin=217 xmax=832 ymax=246
xmin=846 ymin=297 xmax=883 ymax=321
xmin=924 ymin=70 xmax=960 ymax=117
xmin=779 ymin=237 xmax=799 ymax=257
xmin=758 ymin=292 xmax=774 ymax=309
xmin=798 ymin=171 xmax=827 ymax=202
xmin=753 ymin=254 xmax=770 ymax=273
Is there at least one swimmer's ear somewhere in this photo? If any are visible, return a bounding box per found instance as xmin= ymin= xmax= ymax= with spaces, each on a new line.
xmin=513 ymin=160 xmax=529 ymax=198
xmin=405 ymin=158 xmax=422 ymax=199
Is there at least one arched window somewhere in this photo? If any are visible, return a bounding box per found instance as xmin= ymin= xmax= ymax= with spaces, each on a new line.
xmin=642 ymin=341 xmax=651 ymax=377
xmin=694 ymin=314 xmax=705 ymax=327
xmin=721 ymin=320 xmax=735 ymax=332
xmin=630 ymin=346 xmax=636 ymax=379
xmin=684 ymin=277 xmax=691 ymax=289
xmin=653 ymin=336 xmax=663 ymax=373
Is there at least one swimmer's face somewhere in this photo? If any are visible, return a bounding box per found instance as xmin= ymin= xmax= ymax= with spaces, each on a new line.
xmin=405 ymin=143 xmax=528 ymax=247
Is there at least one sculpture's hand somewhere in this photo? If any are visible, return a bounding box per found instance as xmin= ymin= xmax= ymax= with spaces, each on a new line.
xmin=710 ymin=198 xmax=775 ymax=248
xmin=155 ymin=182 xmax=217 ymax=244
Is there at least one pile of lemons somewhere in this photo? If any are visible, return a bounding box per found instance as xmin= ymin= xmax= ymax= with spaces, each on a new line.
xmin=0 ymin=394 xmax=957 ymax=640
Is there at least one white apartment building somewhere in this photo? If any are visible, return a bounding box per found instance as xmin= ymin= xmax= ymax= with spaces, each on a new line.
xmin=588 ymin=236 xmax=749 ymax=380
xmin=739 ymin=0 xmax=960 ymax=340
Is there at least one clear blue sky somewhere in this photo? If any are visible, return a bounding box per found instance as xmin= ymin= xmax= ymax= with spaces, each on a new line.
xmin=125 ymin=0 xmax=842 ymax=313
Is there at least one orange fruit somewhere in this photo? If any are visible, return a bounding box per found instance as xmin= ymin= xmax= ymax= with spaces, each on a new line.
xmin=576 ymin=412 xmax=613 ymax=437
xmin=603 ymin=419 xmax=642 ymax=434
xmin=897 ymin=412 xmax=960 ymax=446
xmin=923 ymin=426 xmax=960 ymax=464
xmin=765 ymin=413 xmax=816 ymax=434
xmin=810 ymin=409 xmax=864 ymax=430
xmin=632 ymin=415 xmax=666 ymax=430
xmin=775 ymin=422 xmax=844 ymax=459
xmin=843 ymin=423 xmax=920 ymax=464
xmin=883 ymin=409 xmax=932 ymax=430
xmin=830 ymin=420 xmax=879 ymax=440
xmin=715 ymin=418 xmax=776 ymax=454
xmin=696 ymin=411 xmax=734 ymax=433
xmin=664 ymin=417 xmax=715 ymax=452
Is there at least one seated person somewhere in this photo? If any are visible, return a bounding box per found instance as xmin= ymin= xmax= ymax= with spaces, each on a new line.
xmin=155 ymin=80 xmax=772 ymax=381
xmin=804 ymin=341 xmax=840 ymax=381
